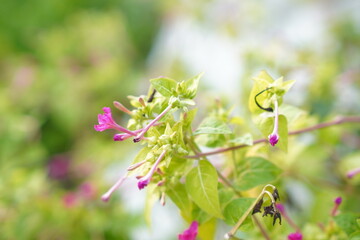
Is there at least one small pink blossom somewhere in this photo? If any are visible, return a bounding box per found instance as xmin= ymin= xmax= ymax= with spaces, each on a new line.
xmin=138 ymin=178 xmax=150 ymax=190
xmin=268 ymin=99 xmax=279 ymax=146
xmin=137 ymin=150 xmax=166 ymax=190
xmin=268 ymin=133 xmax=279 ymax=146
xmin=288 ymin=232 xmax=302 ymax=240
xmin=178 ymin=221 xmax=198 ymax=240
xmin=63 ymin=193 xmax=77 ymax=208
xmin=94 ymin=107 xmax=136 ymax=136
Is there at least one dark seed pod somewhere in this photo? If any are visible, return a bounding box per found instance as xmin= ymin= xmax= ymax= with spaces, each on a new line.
xmin=252 ymin=198 xmax=264 ymax=215
xmin=272 ymin=188 xmax=280 ymax=202
xmin=273 ymin=211 xmax=282 ymax=225
xmin=263 ymin=205 xmax=275 ymax=217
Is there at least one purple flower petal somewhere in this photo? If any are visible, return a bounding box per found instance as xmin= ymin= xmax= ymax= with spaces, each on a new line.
xmin=268 ymin=133 xmax=279 ymax=146
xmin=137 ymin=179 xmax=150 ymax=190
xmin=288 ymin=232 xmax=302 ymax=240
xmin=178 ymin=221 xmax=198 ymax=240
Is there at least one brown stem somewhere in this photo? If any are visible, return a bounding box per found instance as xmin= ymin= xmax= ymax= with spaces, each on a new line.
xmin=186 ymin=116 xmax=360 ymax=159
xmin=217 ymin=170 xmax=242 ymax=197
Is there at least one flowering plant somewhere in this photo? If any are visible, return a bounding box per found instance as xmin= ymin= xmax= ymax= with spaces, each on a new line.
xmin=95 ymin=71 xmax=360 ymax=239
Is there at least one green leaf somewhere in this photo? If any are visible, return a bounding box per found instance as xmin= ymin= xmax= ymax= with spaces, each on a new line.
xmin=350 ymin=232 xmax=360 ymax=240
xmin=334 ymin=213 xmax=360 ymax=236
xmin=183 ymin=72 xmax=203 ymax=99
xmin=219 ymin=186 xmax=236 ymax=210
xmin=186 ymin=160 xmax=223 ymax=218
xmin=192 ymin=205 xmax=212 ymax=224
xmin=235 ymin=157 xmax=282 ymax=191
xmin=224 ymin=198 xmax=255 ymax=225
xmin=194 ymin=117 xmax=232 ymax=135
xmin=196 ymin=133 xmax=226 ymax=148
xmin=198 ymin=218 xmax=216 ymax=240
xmin=150 ymin=77 xmax=177 ymax=97
xmin=248 ymin=71 xmax=275 ymax=114
xmin=230 ymin=133 xmax=253 ymax=146
xmin=166 ymin=182 xmax=192 ymax=221
xmin=257 ymin=114 xmax=288 ymax=152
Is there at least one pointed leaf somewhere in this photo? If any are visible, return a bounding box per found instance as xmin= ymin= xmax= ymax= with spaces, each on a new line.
xmin=183 ymin=72 xmax=203 ymax=99
xmin=167 ymin=182 xmax=192 ymax=221
xmin=224 ymin=198 xmax=255 ymax=225
xmin=235 ymin=157 xmax=282 ymax=191
xmin=150 ymin=77 xmax=177 ymax=97
xmin=194 ymin=117 xmax=232 ymax=135
xmin=230 ymin=133 xmax=253 ymax=146
xmin=186 ymin=160 xmax=223 ymax=218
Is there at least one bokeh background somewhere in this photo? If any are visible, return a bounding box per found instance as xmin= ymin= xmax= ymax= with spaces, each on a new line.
xmin=0 ymin=0 xmax=359 ymax=239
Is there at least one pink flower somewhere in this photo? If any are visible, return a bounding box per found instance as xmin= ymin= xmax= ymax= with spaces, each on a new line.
xmin=137 ymin=178 xmax=150 ymax=190
xmin=94 ymin=107 xmax=136 ymax=136
xmin=288 ymin=232 xmax=302 ymax=240
xmin=178 ymin=221 xmax=198 ymax=240
xmin=268 ymin=99 xmax=279 ymax=146
xmin=137 ymin=150 xmax=167 ymax=190
xmin=268 ymin=133 xmax=279 ymax=146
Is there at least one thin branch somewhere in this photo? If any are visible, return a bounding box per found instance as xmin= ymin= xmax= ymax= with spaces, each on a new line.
xmin=217 ymin=170 xmax=242 ymax=197
xmin=186 ymin=116 xmax=360 ymax=159
xmin=252 ymin=215 xmax=271 ymax=240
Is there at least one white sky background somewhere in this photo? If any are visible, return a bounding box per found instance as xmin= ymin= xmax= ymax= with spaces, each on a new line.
xmin=113 ymin=1 xmax=360 ymax=239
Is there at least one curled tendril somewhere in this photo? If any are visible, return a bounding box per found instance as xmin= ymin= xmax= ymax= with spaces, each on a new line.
xmin=254 ymin=87 xmax=273 ymax=112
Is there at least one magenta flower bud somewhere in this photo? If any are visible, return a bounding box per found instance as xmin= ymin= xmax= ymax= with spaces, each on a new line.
xmin=288 ymin=232 xmax=302 ymax=240
xmin=137 ymin=150 xmax=166 ymax=190
xmin=334 ymin=197 xmax=342 ymax=205
xmin=137 ymin=179 xmax=150 ymax=190
xmin=178 ymin=221 xmax=198 ymax=240
xmin=331 ymin=196 xmax=342 ymax=216
xmin=113 ymin=133 xmax=132 ymax=141
xmin=268 ymin=99 xmax=279 ymax=147
xmin=268 ymin=133 xmax=279 ymax=146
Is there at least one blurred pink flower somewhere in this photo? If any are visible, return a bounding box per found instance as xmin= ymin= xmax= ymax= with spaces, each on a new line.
xmin=288 ymin=232 xmax=302 ymax=240
xmin=331 ymin=196 xmax=342 ymax=216
xmin=48 ymin=155 xmax=70 ymax=180
xmin=347 ymin=167 xmax=360 ymax=178
xmin=178 ymin=221 xmax=198 ymax=240
xmin=80 ymin=182 xmax=96 ymax=200
xmin=63 ymin=193 xmax=77 ymax=208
